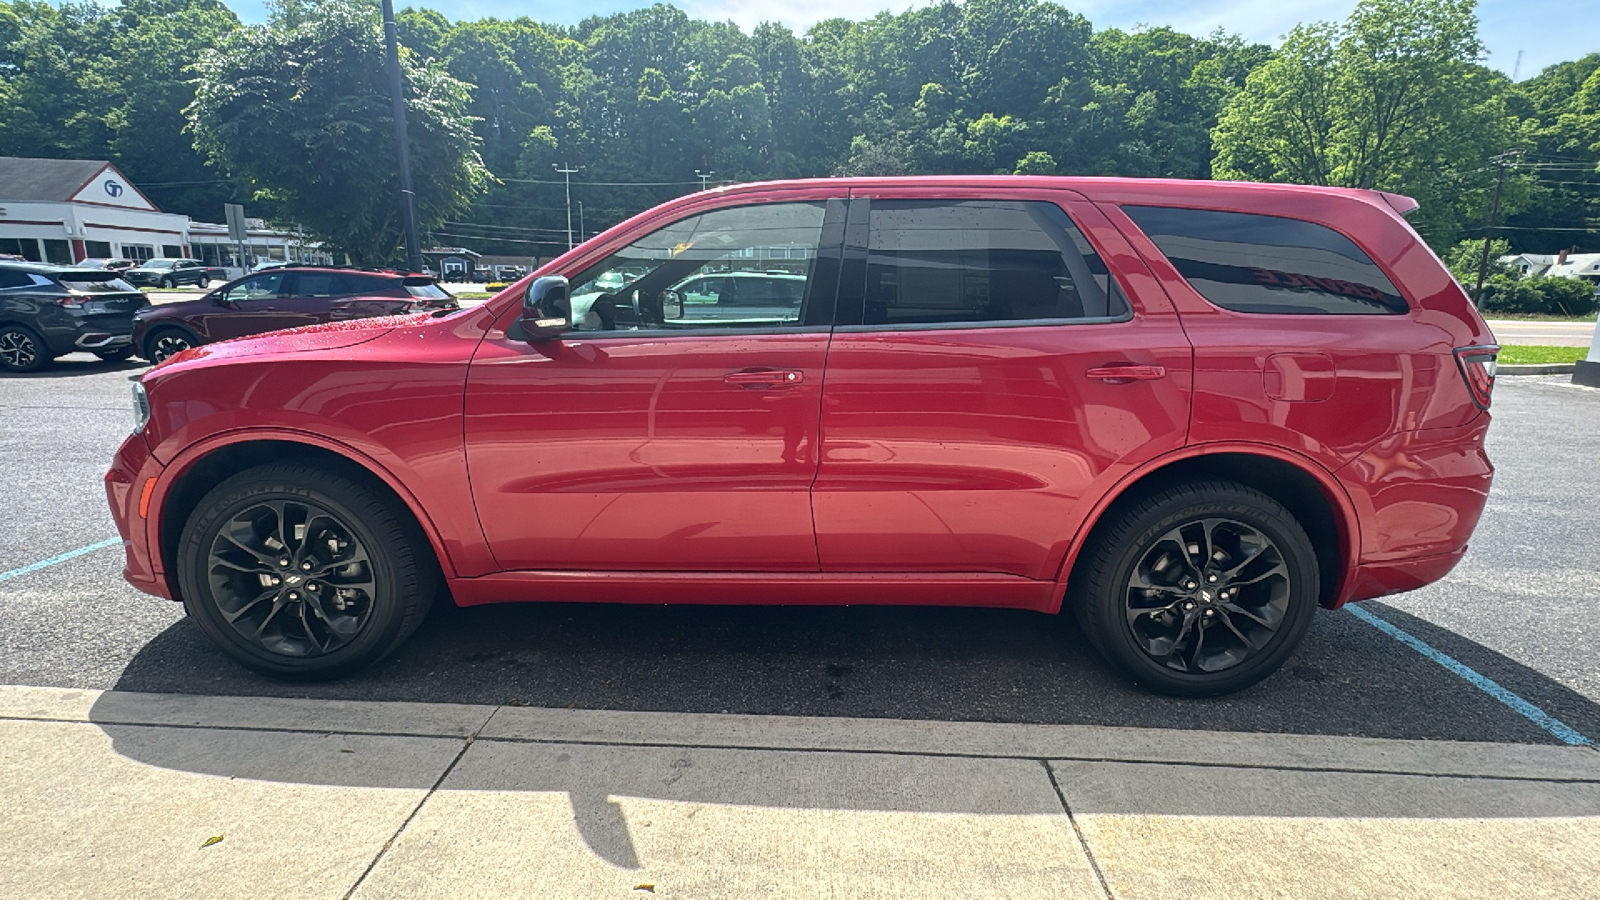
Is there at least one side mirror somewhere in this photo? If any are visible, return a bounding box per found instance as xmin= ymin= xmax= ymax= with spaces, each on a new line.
xmin=661 ymin=289 xmax=684 ymax=320
xmin=209 ymin=292 xmax=227 ymax=306
xmin=521 ymin=275 xmax=572 ymax=341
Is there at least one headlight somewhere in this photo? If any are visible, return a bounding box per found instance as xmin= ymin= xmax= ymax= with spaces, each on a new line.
xmin=131 ymin=380 xmax=151 ymax=434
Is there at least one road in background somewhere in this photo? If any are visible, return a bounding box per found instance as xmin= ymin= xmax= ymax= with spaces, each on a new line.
xmin=1486 ymin=318 xmax=1596 ymax=347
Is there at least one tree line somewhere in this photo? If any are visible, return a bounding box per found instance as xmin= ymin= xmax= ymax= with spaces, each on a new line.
xmin=1 ymin=0 xmax=1597 ymax=267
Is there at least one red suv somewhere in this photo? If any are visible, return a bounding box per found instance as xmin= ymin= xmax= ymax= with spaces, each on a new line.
xmin=105 ymin=177 xmax=1498 ymax=695
xmin=132 ymin=266 xmax=458 ymax=362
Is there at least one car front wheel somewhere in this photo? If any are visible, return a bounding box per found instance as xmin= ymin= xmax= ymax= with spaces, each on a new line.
xmin=177 ymin=463 xmax=434 ymax=680
xmin=0 ymin=324 xmax=50 ymax=373
xmin=145 ymin=327 xmax=195 ymax=363
xmin=1072 ymin=480 xmax=1319 ymax=697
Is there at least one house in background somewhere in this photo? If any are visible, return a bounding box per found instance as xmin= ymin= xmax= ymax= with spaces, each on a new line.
xmin=1499 ymin=248 xmax=1600 ymax=285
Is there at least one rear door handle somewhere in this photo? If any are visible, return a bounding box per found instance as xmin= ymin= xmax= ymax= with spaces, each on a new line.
xmin=724 ymin=369 xmax=805 ymax=388
xmin=1086 ymin=364 xmax=1166 ymax=383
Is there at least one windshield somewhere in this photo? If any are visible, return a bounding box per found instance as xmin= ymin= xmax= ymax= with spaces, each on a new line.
xmin=142 ymin=259 xmax=176 ymax=269
xmin=63 ymin=276 xmax=139 ymax=293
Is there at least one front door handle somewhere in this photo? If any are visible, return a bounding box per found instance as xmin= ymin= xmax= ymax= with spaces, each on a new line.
xmin=1086 ymin=364 xmax=1166 ymax=383
xmin=724 ymin=369 xmax=805 ymax=388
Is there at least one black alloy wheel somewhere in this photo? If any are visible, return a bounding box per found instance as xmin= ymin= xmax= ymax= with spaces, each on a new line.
xmin=0 ymin=324 xmax=49 ymax=373
xmin=198 ymin=277 xmax=210 ymax=288
xmin=1072 ymin=480 xmax=1318 ymax=696
xmin=178 ymin=463 xmax=434 ymax=680
xmin=146 ymin=328 xmax=195 ymax=363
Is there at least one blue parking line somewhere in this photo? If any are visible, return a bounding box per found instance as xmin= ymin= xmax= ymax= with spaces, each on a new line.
xmin=0 ymin=538 xmax=122 ymax=584
xmin=1348 ymin=604 xmax=1592 ymax=747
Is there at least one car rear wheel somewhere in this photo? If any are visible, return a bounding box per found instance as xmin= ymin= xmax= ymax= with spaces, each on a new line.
xmin=0 ymin=324 xmax=50 ymax=373
xmin=177 ymin=463 xmax=434 ymax=680
xmin=145 ymin=327 xmax=195 ymax=363
xmin=1071 ymin=480 xmax=1318 ymax=697
xmin=198 ymin=277 xmax=210 ymax=288
xmin=93 ymin=347 xmax=135 ymax=363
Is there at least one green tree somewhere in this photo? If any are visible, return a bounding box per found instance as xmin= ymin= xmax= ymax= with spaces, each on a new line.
xmin=189 ymin=0 xmax=486 ymax=265
xmin=1212 ymin=0 xmax=1518 ymax=247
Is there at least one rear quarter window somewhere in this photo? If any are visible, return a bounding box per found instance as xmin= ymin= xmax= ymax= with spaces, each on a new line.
xmin=1122 ymin=206 xmax=1408 ymax=315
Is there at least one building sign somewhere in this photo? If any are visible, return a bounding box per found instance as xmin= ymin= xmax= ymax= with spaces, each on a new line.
xmin=103 ymin=180 xmax=124 ymax=198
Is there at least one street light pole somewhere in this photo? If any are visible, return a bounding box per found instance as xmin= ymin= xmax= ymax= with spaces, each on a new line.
xmin=578 ymin=201 xmax=585 ymax=243
xmin=1472 ymin=149 xmax=1521 ymax=306
xmin=380 ymin=0 xmax=421 ymax=274
xmin=553 ymin=163 xmax=582 ymax=250
xmin=696 ymin=169 xmax=714 ymax=192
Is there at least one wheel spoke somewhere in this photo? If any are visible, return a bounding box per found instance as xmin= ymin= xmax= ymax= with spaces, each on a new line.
xmin=1231 ymin=562 xmax=1289 ymax=587
xmin=219 ymin=532 xmax=278 ymax=567
xmin=220 ymin=588 xmax=277 ymax=624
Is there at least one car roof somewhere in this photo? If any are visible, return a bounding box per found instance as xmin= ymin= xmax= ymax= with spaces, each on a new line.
xmin=0 ymin=260 xmax=77 ymax=275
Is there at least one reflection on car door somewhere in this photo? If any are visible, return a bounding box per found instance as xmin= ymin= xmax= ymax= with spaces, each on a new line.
xmin=463 ymin=194 xmax=846 ymax=572
xmin=811 ymin=191 xmax=1194 ymax=584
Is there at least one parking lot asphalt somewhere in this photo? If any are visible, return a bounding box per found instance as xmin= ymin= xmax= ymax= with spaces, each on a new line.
xmin=2 ymin=356 xmax=1598 ymax=748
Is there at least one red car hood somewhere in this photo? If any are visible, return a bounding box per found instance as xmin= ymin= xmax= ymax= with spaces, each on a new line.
xmin=154 ymin=313 xmax=433 ymax=369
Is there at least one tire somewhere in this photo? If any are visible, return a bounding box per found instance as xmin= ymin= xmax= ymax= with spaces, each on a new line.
xmin=0 ymin=324 xmax=50 ymax=373
xmin=198 ymin=277 xmax=210 ymax=288
xmin=1071 ymin=480 xmax=1319 ymax=697
xmin=144 ymin=327 xmax=196 ymax=363
xmin=159 ymin=277 xmax=175 ymax=289
xmin=177 ymin=462 xmax=434 ymax=680
xmin=94 ymin=346 xmax=135 ymax=363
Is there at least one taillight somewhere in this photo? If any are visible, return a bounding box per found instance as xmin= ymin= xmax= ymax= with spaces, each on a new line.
xmin=55 ymin=296 xmax=86 ymax=310
xmin=1454 ymin=344 xmax=1499 ymax=410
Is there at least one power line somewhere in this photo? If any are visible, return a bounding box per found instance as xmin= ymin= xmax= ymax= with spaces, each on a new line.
xmin=500 ymin=177 xmax=735 ymax=187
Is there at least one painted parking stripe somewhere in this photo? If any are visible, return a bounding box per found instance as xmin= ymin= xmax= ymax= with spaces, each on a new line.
xmin=0 ymin=538 xmax=122 ymax=584
xmin=1348 ymin=604 xmax=1592 ymax=747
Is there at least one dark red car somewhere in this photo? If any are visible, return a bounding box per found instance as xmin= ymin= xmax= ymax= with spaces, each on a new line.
xmin=132 ymin=266 xmax=458 ymax=362
xmin=106 ymin=177 xmax=1498 ymax=695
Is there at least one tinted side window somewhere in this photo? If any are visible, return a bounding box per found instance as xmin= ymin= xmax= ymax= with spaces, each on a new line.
xmin=342 ymin=274 xmax=397 ymax=296
xmin=0 ymin=270 xmax=32 ymax=289
xmin=222 ymin=273 xmax=286 ymax=303
xmin=567 ymin=201 xmax=828 ymax=333
xmin=859 ymin=200 xmax=1126 ymax=327
xmin=1123 ymin=206 xmax=1407 ymax=315
xmin=292 ymin=273 xmax=343 ymax=297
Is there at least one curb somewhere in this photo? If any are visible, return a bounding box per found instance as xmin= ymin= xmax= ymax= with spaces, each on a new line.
xmin=1498 ymin=363 xmax=1576 ymax=375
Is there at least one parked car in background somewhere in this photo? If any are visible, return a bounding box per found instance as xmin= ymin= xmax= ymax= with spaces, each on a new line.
xmin=0 ymin=260 xmax=147 ymax=372
xmin=132 ymin=266 xmax=458 ymax=362
xmin=77 ymin=258 xmax=137 ymax=273
xmin=108 ymin=176 xmax=1497 ymax=696
xmin=123 ymin=258 xmax=225 ymax=289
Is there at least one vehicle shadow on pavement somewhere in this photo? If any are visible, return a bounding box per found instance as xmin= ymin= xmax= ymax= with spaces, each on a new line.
xmin=104 ymin=597 xmax=1600 ymax=745
xmin=9 ymin=355 xmax=146 ymax=378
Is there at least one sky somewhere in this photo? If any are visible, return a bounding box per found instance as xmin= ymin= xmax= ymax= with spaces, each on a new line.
xmin=224 ymin=0 xmax=1591 ymax=81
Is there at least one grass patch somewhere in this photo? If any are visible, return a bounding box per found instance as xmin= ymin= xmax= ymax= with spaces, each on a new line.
xmin=1481 ymin=312 xmax=1598 ymax=322
xmin=1497 ymin=345 xmax=1589 ymax=365
xmin=450 ymin=291 xmax=494 ymax=300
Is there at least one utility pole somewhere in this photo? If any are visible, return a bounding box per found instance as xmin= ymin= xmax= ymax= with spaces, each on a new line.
xmin=380 ymin=0 xmax=421 ymax=274
xmin=1472 ymin=149 xmax=1521 ymax=306
xmin=553 ymin=163 xmax=582 ymax=249
xmin=696 ymin=169 xmax=714 ymax=192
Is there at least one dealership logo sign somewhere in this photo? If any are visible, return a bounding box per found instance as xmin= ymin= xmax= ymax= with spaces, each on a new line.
xmin=103 ymin=180 xmax=124 ymax=198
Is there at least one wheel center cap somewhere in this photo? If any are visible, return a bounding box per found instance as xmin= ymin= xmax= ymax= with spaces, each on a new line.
xmin=1199 ymin=589 xmax=1214 ymax=602
xmin=285 ymin=574 xmax=303 ymax=586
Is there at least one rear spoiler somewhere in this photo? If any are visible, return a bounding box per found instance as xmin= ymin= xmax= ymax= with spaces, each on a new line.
xmin=1377 ymin=191 xmax=1420 ymax=218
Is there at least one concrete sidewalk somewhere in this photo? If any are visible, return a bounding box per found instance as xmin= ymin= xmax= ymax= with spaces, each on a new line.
xmin=1 ymin=686 xmax=1597 ymax=899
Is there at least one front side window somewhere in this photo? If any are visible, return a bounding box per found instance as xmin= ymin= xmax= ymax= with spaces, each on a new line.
xmin=567 ymin=201 xmax=827 ymax=332
xmin=1122 ymin=206 xmax=1407 ymax=315
xmin=857 ymin=200 xmax=1127 ymax=327
xmin=221 ymin=273 xmax=286 ymax=303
